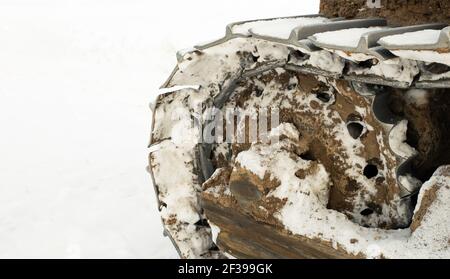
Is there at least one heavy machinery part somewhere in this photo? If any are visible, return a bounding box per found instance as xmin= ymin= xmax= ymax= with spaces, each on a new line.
xmin=148 ymin=9 xmax=450 ymax=258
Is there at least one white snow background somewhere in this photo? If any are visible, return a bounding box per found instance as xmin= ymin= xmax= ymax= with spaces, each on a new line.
xmin=0 ymin=0 xmax=319 ymax=258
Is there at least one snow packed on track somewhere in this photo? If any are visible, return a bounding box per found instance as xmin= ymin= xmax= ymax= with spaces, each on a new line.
xmin=0 ymin=0 xmax=319 ymax=258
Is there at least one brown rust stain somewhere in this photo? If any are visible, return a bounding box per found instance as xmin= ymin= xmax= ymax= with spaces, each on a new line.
xmin=203 ymin=198 xmax=364 ymax=259
xmin=410 ymin=185 xmax=438 ymax=232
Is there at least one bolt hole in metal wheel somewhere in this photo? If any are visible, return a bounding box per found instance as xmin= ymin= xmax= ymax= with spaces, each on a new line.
xmin=149 ymin=0 xmax=450 ymax=258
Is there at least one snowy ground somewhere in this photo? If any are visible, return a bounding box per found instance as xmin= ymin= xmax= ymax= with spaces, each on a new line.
xmin=0 ymin=0 xmax=319 ymax=258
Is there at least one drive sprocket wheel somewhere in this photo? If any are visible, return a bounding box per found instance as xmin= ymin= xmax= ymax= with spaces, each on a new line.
xmin=148 ymin=15 xmax=450 ymax=259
